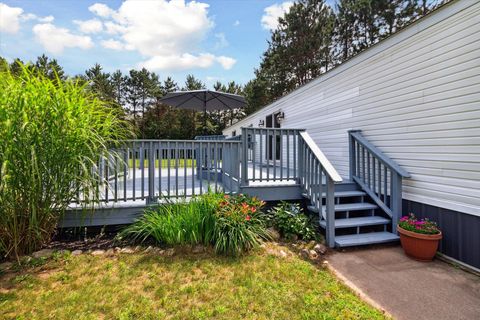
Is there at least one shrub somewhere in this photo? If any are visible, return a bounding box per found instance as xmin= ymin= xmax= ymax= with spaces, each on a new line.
xmin=267 ymin=202 xmax=317 ymax=240
xmin=399 ymin=213 xmax=440 ymax=235
xmin=119 ymin=194 xmax=222 ymax=246
xmin=120 ymin=193 xmax=271 ymax=256
xmin=212 ymin=194 xmax=271 ymax=256
xmin=0 ymin=66 xmax=130 ymax=260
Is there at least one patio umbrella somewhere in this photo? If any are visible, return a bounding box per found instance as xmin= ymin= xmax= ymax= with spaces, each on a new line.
xmin=159 ymin=89 xmax=246 ymax=134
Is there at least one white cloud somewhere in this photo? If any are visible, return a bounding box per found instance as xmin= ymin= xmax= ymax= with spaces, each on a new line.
xmin=261 ymin=1 xmax=293 ymax=30
xmin=0 ymin=3 xmax=23 ymax=34
xmin=104 ymin=21 xmax=126 ymax=34
xmin=20 ymin=13 xmax=36 ymax=21
xmin=73 ymin=19 xmax=103 ymax=33
xmin=116 ymin=0 xmax=213 ymax=57
xmin=215 ymin=56 xmax=236 ymax=70
xmin=93 ymin=0 xmax=235 ymax=71
xmin=0 ymin=3 xmax=55 ymax=34
xmin=140 ymin=54 xmax=236 ymax=71
xmin=214 ymin=33 xmax=228 ymax=50
xmin=33 ymin=23 xmax=94 ymax=54
xmin=38 ymin=15 xmax=54 ymax=23
xmin=88 ymin=3 xmax=114 ymax=18
xmin=21 ymin=13 xmax=54 ymax=23
xmin=101 ymin=38 xmax=132 ymax=50
xmin=140 ymin=53 xmax=216 ymax=71
xmin=233 ymin=20 xmax=240 ymax=27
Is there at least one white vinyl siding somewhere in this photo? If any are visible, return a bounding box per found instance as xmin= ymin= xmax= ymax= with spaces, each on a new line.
xmin=225 ymin=0 xmax=480 ymax=216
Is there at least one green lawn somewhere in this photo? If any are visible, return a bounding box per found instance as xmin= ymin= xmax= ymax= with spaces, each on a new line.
xmin=0 ymin=244 xmax=387 ymax=320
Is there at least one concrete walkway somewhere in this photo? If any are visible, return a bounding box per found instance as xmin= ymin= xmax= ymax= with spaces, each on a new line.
xmin=327 ymin=246 xmax=480 ymax=320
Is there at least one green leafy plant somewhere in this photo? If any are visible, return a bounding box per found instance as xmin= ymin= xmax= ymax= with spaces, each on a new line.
xmin=120 ymin=193 xmax=271 ymax=256
xmin=399 ymin=213 xmax=440 ymax=235
xmin=267 ymin=202 xmax=317 ymax=240
xmin=119 ymin=194 xmax=221 ymax=246
xmin=212 ymin=194 xmax=271 ymax=256
xmin=0 ymin=65 xmax=130 ymax=260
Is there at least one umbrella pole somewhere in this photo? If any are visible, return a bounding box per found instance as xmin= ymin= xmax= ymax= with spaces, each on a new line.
xmin=203 ymin=110 xmax=207 ymax=135
xmin=203 ymin=92 xmax=207 ymax=135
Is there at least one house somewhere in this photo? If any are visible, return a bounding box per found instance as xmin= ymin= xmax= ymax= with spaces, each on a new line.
xmin=223 ymin=0 xmax=480 ymax=270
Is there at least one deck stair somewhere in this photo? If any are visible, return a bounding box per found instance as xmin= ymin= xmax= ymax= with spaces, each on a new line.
xmin=304 ymin=182 xmax=399 ymax=248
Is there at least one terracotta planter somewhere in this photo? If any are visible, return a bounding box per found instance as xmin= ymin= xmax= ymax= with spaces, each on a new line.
xmin=398 ymin=226 xmax=442 ymax=262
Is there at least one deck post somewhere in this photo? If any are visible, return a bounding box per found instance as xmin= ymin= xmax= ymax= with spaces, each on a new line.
xmin=241 ymin=127 xmax=249 ymax=186
xmin=391 ymin=173 xmax=402 ymax=234
xmin=297 ymin=135 xmax=304 ymax=185
xmin=325 ymin=177 xmax=336 ymax=248
xmin=348 ymin=130 xmax=361 ymax=181
xmin=146 ymin=141 xmax=156 ymax=204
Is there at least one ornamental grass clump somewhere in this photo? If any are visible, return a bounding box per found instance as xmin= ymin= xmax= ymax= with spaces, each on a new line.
xmin=398 ymin=213 xmax=440 ymax=235
xmin=0 ymin=65 xmax=130 ymax=260
xmin=119 ymin=194 xmax=222 ymax=246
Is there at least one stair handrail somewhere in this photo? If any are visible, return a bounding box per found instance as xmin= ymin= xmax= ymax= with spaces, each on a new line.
xmin=299 ymin=131 xmax=342 ymax=248
xmin=349 ymin=131 xmax=410 ymax=178
xmin=348 ymin=130 xmax=410 ymax=234
xmin=299 ymin=131 xmax=343 ymax=183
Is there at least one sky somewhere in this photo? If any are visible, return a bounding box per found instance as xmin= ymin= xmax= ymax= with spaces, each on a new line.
xmin=0 ymin=0 xmax=334 ymax=87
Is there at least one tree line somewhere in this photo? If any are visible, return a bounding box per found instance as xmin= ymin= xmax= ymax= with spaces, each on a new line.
xmin=245 ymin=0 xmax=448 ymax=113
xmin=0 ymin=55 xmax=245 ymax=139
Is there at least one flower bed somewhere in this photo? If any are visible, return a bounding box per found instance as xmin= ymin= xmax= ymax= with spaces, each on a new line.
xmin=120 ymin=193 xmax=271 ymax=256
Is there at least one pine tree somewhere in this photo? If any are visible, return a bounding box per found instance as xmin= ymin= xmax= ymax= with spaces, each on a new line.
xmin=84 ymin=63 xmax=115 ymax=102
xmin=111 ymin=70 xmax=127 ymax=107
xmin=183 ymin=74 xmax=206 ymax=90
xmin=34 ymin=54 xmax=65 ymax=81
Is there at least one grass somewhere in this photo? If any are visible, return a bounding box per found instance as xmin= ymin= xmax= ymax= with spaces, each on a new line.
xmin=0 ymin=245 xmax=387 ymax=320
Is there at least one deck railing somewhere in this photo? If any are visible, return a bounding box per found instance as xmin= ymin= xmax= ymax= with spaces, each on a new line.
xmin=299 ymin=131 xmax=343 ymax=247
xmin=241 ymin=127 xmax=342 ymax=247
xmin=76 ymin=139 xmax=242 ymax=205
xmin=194 ymin=135 xmax=226 ymax=140
xmin=240 ymin=127 xmax=304 ymax=185
xmin=348 ymin=130 xmax=410 ymax=233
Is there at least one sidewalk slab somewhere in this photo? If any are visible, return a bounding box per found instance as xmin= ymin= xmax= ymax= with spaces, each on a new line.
xmin=327 ymin=246 xmax=480 ymax=320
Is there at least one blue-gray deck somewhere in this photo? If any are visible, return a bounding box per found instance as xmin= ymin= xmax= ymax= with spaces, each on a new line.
xmin=63 ymin=163 xmax=301 ymax=227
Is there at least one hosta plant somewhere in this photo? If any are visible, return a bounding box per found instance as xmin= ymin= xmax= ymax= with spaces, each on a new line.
xmin=267 ymin=201 xmax=317 ymax=241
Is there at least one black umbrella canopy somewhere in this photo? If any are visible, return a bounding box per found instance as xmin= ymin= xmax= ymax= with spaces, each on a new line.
xmin=159 ymin=89 xmax=246 ymax=111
